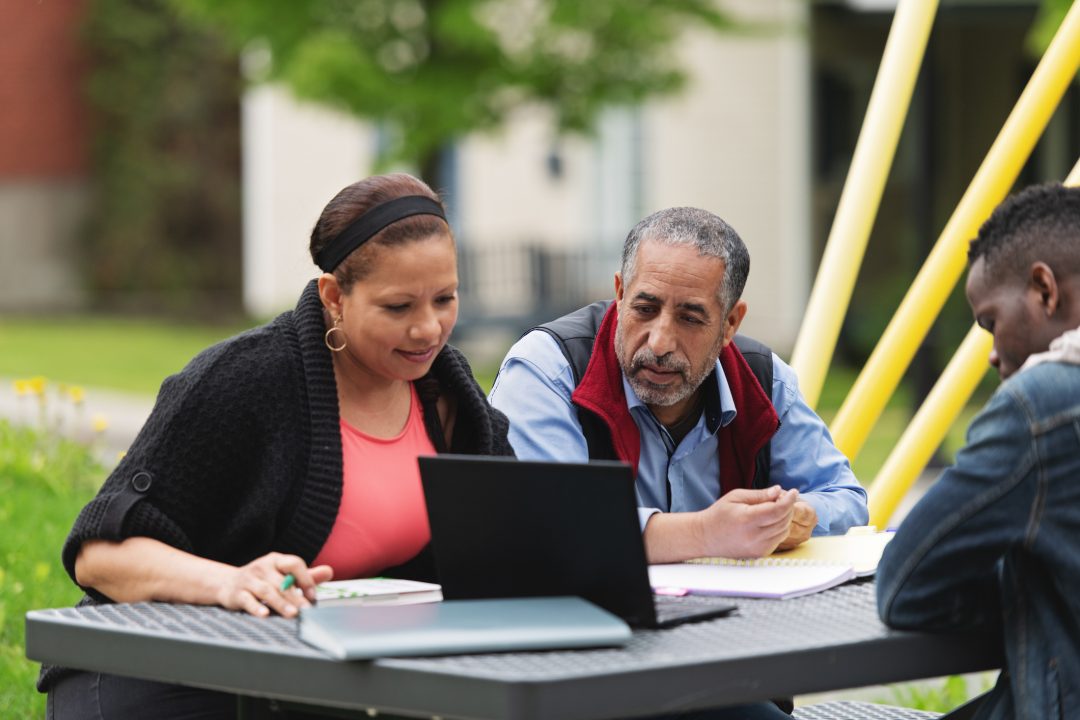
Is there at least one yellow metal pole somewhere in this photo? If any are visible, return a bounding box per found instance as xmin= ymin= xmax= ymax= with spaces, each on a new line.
xmin=1069 ymin=157 xmax=1080 ymax=185
xmin=790 ymin=0 xmax=938 ymax=409
xmin=867 ymin=326 xmax=991 ymax=527
xmin=830 ymin=1 xmax=1080 ymax=461
xmin=868 ymin=157 xmax=1080 ymax=527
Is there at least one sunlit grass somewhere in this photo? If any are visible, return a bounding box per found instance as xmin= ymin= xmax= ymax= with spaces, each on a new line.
xmin=0 ymin=315 xmax=254 ymax=396
xmin=0 ymin=420 xmax=103 ymax=717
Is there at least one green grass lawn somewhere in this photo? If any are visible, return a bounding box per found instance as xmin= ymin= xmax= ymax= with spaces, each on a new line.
xmin=0 ymin=421 xmax=102 ymax=717
xmin=0 ymin=315 xmax=255 ymax=396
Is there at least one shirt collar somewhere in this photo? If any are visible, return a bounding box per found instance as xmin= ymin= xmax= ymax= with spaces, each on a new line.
xmin=621 ymin=359 xmax=737 ymax=434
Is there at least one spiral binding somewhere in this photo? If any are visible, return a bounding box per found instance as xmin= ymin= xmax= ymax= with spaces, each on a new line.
xmin=686 ymin=557 xmax=842 ymax=568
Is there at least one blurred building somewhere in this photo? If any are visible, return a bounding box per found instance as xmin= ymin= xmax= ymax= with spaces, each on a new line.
xmin=243 ymin=0 xmax=1078 ymax=358
xmin=245 ymin=0 xmax=812 ymax=354
xmin=0 ymin=0 xmax=90 ymax=311
xmin=3 ymin=0 xmax=1076 ymax=361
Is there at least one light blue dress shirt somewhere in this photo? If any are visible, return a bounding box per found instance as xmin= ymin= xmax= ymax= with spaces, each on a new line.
xmin=488 ymin=330 xmax=869 ymax=533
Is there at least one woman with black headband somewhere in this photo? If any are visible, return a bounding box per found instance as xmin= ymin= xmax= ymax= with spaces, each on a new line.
xmin=42 ymin=173 xmax=514 ymax=719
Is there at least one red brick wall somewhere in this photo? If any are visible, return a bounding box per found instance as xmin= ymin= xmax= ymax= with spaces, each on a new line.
xmin=0 ymin=0 xmax=89 ymax=178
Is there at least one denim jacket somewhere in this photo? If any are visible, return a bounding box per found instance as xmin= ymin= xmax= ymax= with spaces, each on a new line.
xmin=877 ymin=361 xmax=1080 ymax=720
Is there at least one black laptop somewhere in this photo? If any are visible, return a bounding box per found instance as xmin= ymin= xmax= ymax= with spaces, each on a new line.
xmin=418 ymin=455 xmax=737 ymax=629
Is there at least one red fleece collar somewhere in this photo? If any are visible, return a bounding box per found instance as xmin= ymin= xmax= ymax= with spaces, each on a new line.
xmin=570 ymin=303 xmax=778 ymax=491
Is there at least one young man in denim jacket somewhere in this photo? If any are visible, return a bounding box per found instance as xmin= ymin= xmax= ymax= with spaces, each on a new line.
xmin=877 ymin=183 xmax=1080 ymax=718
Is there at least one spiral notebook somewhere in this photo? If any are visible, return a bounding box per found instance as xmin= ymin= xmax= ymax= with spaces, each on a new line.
xmin=648 ymin=529 xmax=894 ymax=600
xmin=649 ymin=560 xmax=854 ymax=600
xmin=768 ymin=530 xmax=895 ymax=577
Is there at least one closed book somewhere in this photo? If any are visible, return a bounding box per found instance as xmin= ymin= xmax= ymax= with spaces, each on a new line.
xmin=299 ymin=596 xmax=632 ymax=660
xmin=315 ymin=578 xmax=442 ymax=607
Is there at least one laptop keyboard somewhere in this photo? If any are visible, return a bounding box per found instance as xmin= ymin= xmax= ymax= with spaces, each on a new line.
xmin=652 ymin=594 xmax=737 ymax=626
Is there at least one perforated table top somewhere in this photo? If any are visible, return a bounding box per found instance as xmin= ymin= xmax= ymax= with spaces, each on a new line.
xmin=26 ymin=580 xmax=999 ymax=720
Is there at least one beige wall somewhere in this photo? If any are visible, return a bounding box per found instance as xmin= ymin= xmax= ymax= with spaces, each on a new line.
xmin=241 ymin=85 xmax=377 ymax=317
xmin=456 ymin=107 xmax=600 ymax=315
xmin=644 ymin=0 xmax=811 ymax=354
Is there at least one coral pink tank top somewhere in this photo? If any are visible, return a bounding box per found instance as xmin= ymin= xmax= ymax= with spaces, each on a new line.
xmin=313 ymin=383 xmax=436 ymax=579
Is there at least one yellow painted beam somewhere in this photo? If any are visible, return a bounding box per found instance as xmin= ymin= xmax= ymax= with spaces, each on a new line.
xmin=830 ymin=1 xmax=1080 ymax=461
xmin=868 ymin=326 xmax=991 ymax=527
xmin=790 ymin=0 xmax=938 ymax=409
xmin=869 ymin=155 xmax=1080 ymax=527
xmin=1068 ymin=156 xmax=1080 ymax=185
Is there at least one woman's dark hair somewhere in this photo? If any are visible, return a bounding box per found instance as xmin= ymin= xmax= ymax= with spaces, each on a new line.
xmin=309 ymin=173 xmax=451 ymax=292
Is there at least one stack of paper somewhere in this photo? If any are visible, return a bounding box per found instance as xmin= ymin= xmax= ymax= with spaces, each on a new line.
xmin=315 ymin=578 xmax=442 ymax=607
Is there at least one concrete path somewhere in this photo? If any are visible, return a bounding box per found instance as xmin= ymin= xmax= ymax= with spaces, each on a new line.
xmin=0 ymin=377 xmax=153 ymax=463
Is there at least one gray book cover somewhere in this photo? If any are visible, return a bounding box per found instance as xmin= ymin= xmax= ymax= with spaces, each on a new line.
xmin=299 ymin=596 xmax=631 ymax=660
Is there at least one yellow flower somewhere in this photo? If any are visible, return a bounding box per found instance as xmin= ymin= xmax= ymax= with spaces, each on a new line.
xmin=13 ymin=379 xmax=30 ymax=396
xmin=91 ymin=414 xmax=109 ymax=433
xmin=68 ymin=385 xmax=86 ymax=405
xmin=28 ymin=376 xmax=47 ymax=397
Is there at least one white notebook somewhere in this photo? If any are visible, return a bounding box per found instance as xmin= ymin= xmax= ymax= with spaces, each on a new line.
xmin=649 ymin=559 xmax=856 ymax=600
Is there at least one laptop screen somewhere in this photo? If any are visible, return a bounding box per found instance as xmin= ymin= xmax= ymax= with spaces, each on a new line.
xmin=418 ymin=455 xmax=659 ymax=627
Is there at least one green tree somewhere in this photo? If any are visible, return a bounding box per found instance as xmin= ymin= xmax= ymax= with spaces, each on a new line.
xmin=174 ymin=0 xmax=732 ymax=183
xmin=1028 ymin=0 xmax=1074 ymax=55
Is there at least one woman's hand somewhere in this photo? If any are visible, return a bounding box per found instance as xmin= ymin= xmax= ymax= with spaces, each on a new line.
xmin=75 ymin=538 xmax=334 ymax=618
xmin=218 ymin=552 xmax=333 ymax=618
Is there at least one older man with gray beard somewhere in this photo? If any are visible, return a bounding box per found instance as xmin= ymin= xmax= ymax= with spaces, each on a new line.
xmin=490 ymin=207 xmax=868 ymax=565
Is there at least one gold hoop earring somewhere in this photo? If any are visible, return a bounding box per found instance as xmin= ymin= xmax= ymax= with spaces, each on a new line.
xmin=325 ymin=316 xmax=347 ymax=352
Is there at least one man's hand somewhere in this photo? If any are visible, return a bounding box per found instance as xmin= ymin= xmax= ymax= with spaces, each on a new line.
xmin=695 ymin=486 xmax=799 ymax=559
xmin=775 ymin=500 xmax=817 ymax=551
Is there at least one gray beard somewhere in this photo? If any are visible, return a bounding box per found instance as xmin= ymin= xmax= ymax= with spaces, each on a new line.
xmin=614 ymin=323 xmax=723 ymax=407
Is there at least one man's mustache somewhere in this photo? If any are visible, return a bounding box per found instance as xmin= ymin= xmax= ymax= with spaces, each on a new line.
xmin=630 ymin=349 xmax=689 ymax=378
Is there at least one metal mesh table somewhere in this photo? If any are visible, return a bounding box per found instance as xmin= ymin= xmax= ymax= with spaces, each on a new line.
xmin=794 ymin=701 xmax=941 ymax=720
xmin=26 ymin=580 xmax=998 ymax=720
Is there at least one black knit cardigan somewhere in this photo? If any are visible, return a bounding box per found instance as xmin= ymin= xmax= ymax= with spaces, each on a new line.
xmin=39 ymin=280 xmax=512 ymax=691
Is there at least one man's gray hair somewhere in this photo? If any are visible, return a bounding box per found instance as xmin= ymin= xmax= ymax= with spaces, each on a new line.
xmin=621 ymin=207 xmax=750 ymax=312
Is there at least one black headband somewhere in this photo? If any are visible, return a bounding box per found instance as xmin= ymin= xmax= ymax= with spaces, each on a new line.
xmin=315 ymin=195 xmax=447 ymax=272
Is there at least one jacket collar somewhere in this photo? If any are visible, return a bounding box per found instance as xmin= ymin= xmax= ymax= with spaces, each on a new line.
xmin=571 ymin=302 xmax=778 ymax=489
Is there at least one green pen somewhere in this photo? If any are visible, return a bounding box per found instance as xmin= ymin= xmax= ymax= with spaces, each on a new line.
xmin=279 ymin=573 xmax=296 ymax=592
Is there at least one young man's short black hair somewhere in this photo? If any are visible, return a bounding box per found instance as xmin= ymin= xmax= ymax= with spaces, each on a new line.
xmin=968 ymin=183 xmax=1080 ymax=285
